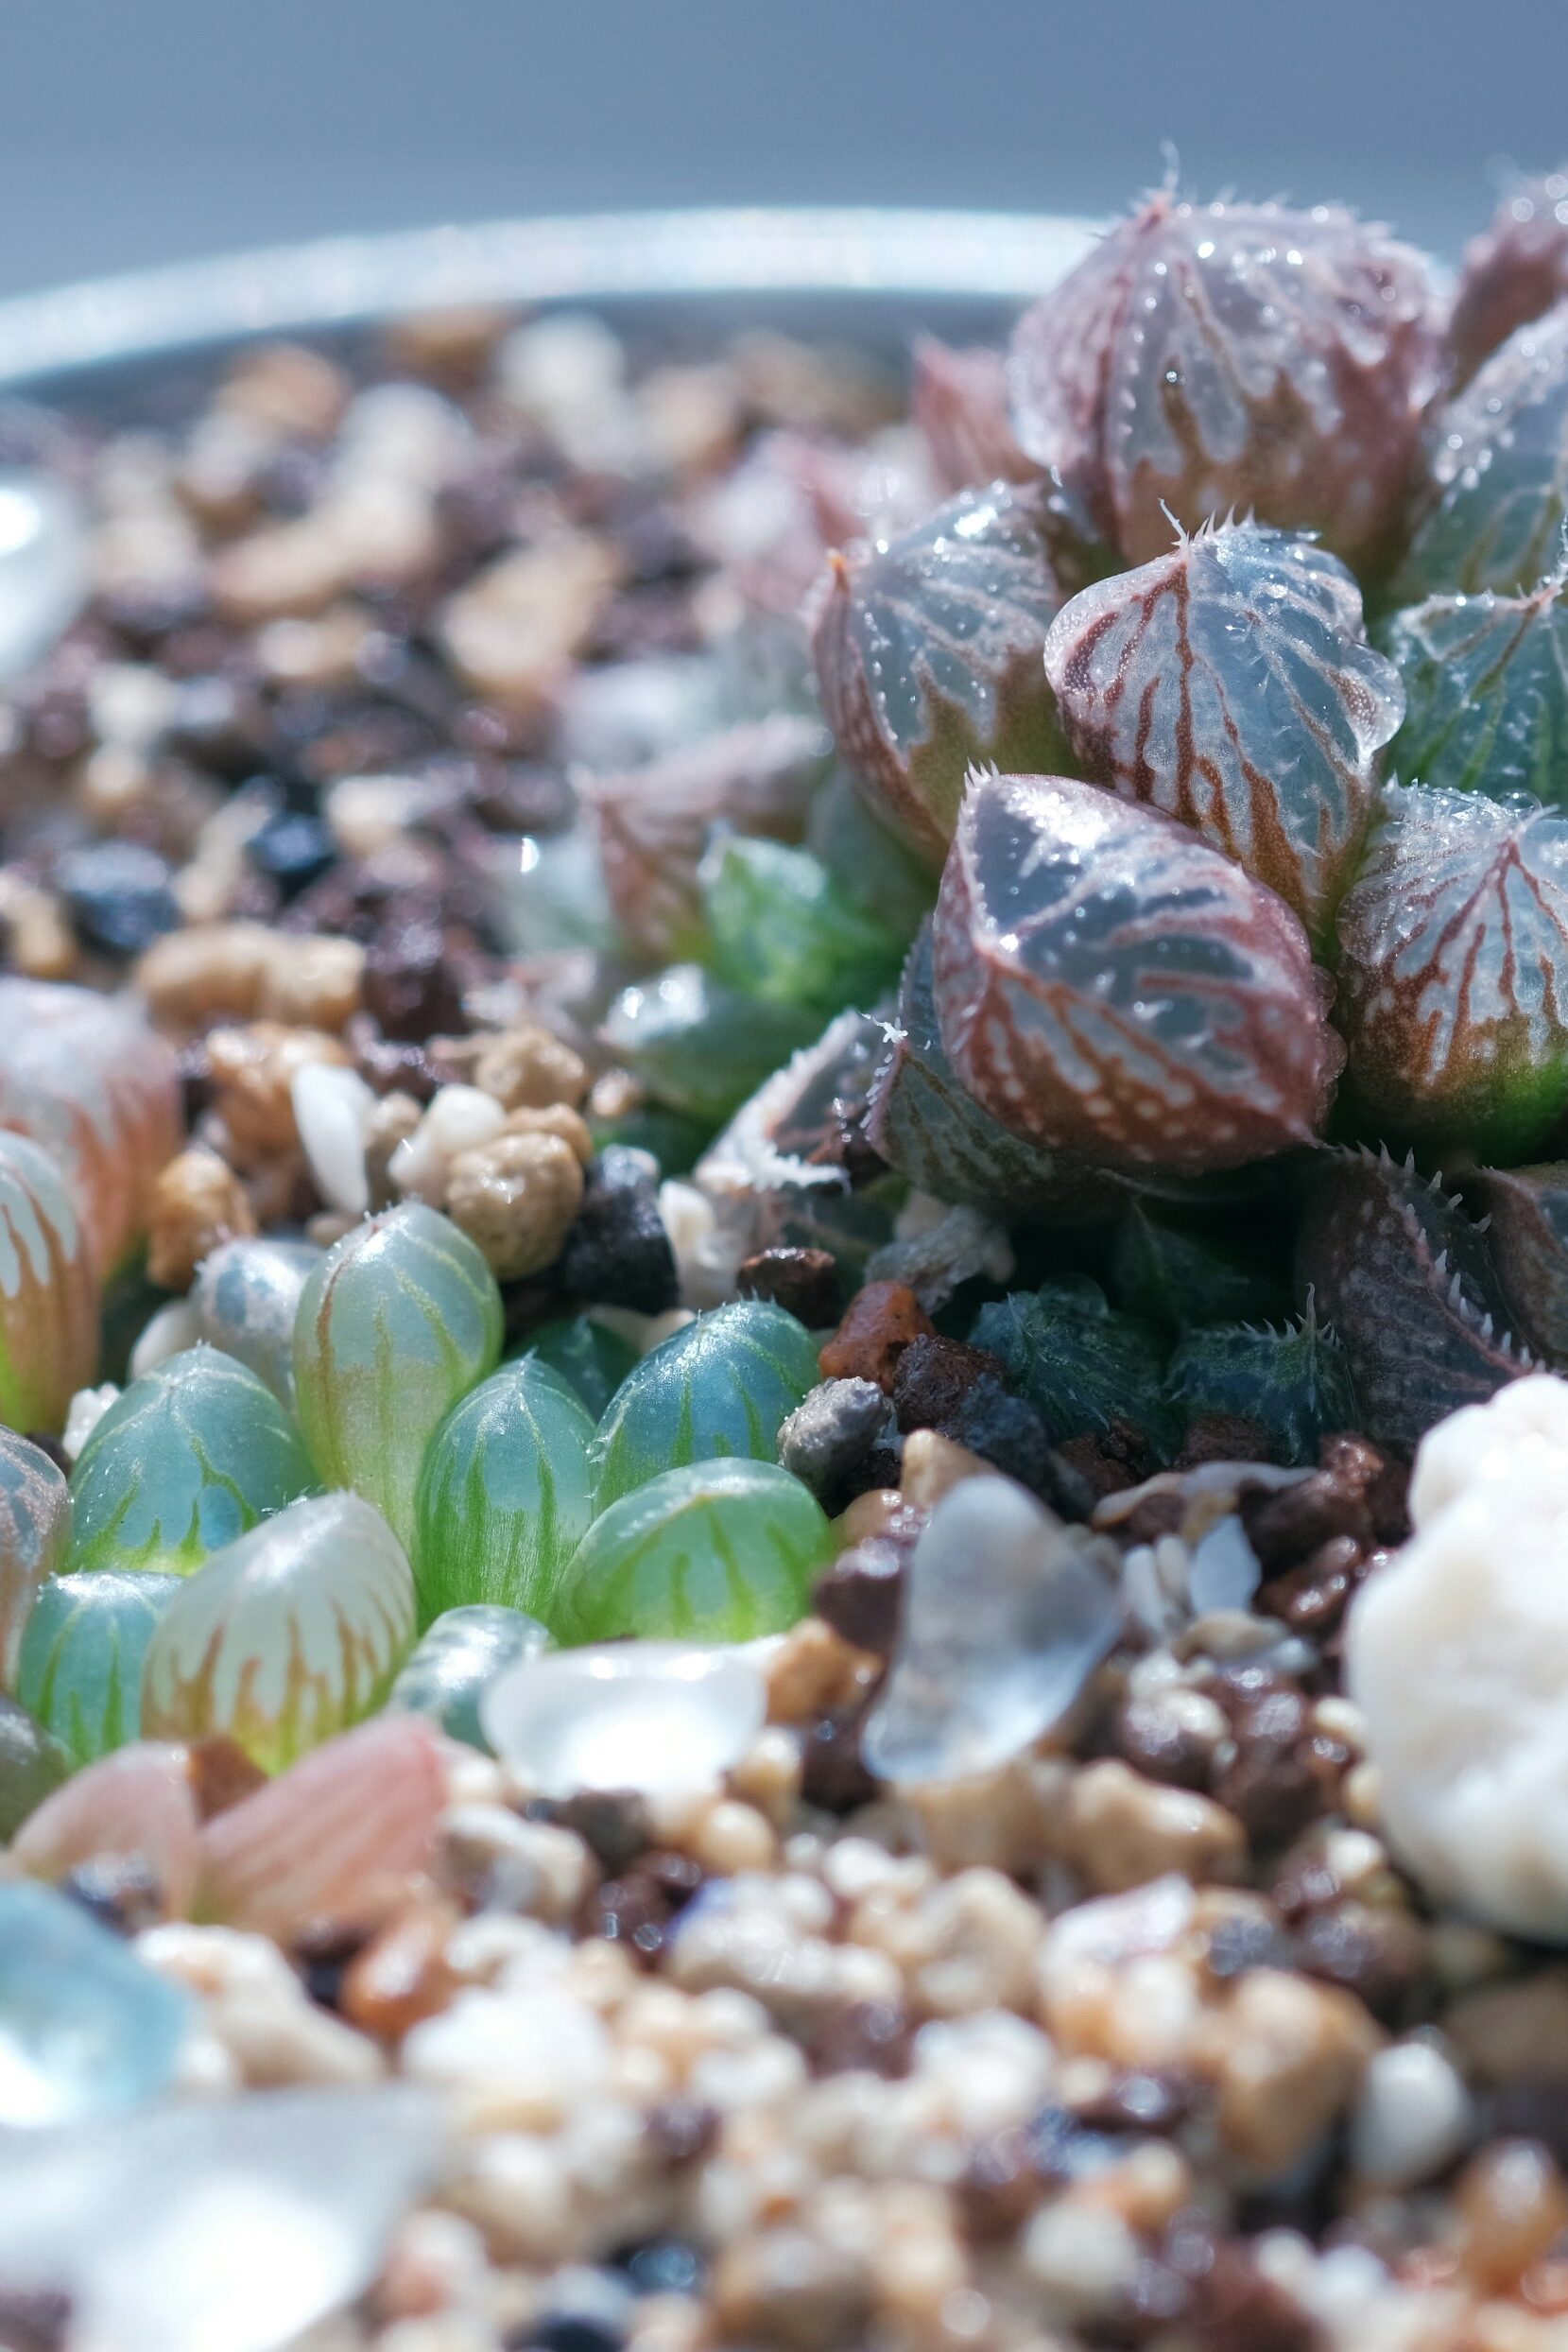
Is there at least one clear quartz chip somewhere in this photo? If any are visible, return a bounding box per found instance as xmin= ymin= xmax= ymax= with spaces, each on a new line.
xmin=0 ymin=471 xmax=87 ymax=685
xmin=862 ymin=1477 xmax=1121 ymax=1786
xmin=0 ymin=2085 xmax=445 ymax=2352
xmin=480 ymin=1640 xmax=767 ymax=1799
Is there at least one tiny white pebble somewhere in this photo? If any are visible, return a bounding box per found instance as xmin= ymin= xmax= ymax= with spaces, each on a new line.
xmin=1350 ymin=2040 xmax=1473 ymax=2187
xmin=389 ymin=1083 xmax=506 ymax=1204
xmin=61 ymin=1382 xmax=120 ymax=1461
xmin=292 ymin=1061 xmax=378 ymax=1215
xmin=129 ymin=1295 xmax=202 ymax=1381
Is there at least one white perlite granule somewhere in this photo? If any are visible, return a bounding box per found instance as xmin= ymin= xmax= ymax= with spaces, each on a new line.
xmin=1348 ymin=1374 xmax=1568 ymax=1939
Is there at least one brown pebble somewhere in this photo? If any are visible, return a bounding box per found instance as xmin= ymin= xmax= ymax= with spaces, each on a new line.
xmin=888 ymin=1331 xmax=1005 ymax=1436
xmin=1111 ymin=1695 xmax=1215 ymax=1793
xmin=711 ymin=2226 xmax=872 ymax=2352
xmin=809 ymin=1997 xmax=913 ymax=2079
xmin=383 ymin=304 xmax=513 ymax=384
xmin=340 ymin=1898 xmax=461 ymax=2040
xmin=1163 ymin=2216 xmax=1320 ymax=2352
xmin=813 ymin=1539 xmax=905 ymax=1659
xmin=737 ymin=1246 xmax=842 ymax=1329
xmin=646 ymin=2096 xmax=720 ymax=2166
xmin=818 ymin=1281 xmax=934 ymax=1392
xmin=1240 ymin=1469 xmax=1372 ymax=1574
xmin=1055 ymin=1418 xmax=1159 ymax=1500
xmin=1175 ymin=1412 xmax=1276 ymax=1468
xmin=185 ymin=1733 xmax=268 ymax=1822
xmin=1211 ymin=1685 xmax=1342 ymax=1848
xmin=799 ymin=1700 xmax=880 ymax=1812
xmin=444 ymin=1127 xmax=584 ymax=1281
xmin=363 ymin=919 xmax=469 ymax=1041
xmin=536 ymin=1790 xmax=654 ymax=1874
xmin=1257 ymin=1533 xmax=1368 ymax=1637
xmin=472 ymin=1022 xmax=590 ymax=1112
xmin=146 ymin=1147 xmax=258 ymax=1289
xmin=579 ymin=1850 xmax=704 ymax=1966
xmin=1319 ymin=1429 xmax=1409 ymax=1546
xmin=205 ymin=1020 xmax=349 ymax=1163
xmin=1455 ymin=2138 xmax=1568 ymax=2294
xmin=1292 ymin=1902 xmax=1426 ymax=2025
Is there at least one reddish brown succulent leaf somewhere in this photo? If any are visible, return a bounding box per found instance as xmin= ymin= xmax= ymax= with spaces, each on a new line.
xmin=1008 ymin=192 xmax=1444 ymax=573
xmin=583 ymin=715 xmax=829 ymax=958
xmin=1334 ymin=784 xmax=1568 ymax=1161
xmin=1042 ymin=520 xmax=1403 ymax=944
xmin=1450 ymin=168 xmax=1568 ymax=384
xmin=1465 ymin=1162 xmax=1568 ymax=1366
xmin=809 ymin=481 xmax=1068 ymax=863
xmin=931 ymin=770 xmax=1342 ymax=1176
xmin=1295 ymin=1149 xmax=1530 ymax=1453
xmin=910 ymin=337 xmax=1036 ymax=495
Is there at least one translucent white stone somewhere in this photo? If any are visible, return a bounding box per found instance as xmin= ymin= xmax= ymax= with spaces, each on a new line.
xmin=292 ymin=1062 xmax=377 ymax=1216
xmin=1407 ymin=1370 xmax=1568 ymax=1531
xmin=389 ymin=1083 xmax=506 ymax=1204
xmin=0 ymin=2084 xmax=445 ymax=2352
xmin=1349 ymin=2039 xmax=1473 ymax=2187
xmin=862 ymin=1479 xmax=1121 ymax=1786
xmin=129 ymin=1296 xmax=203 ymax=1381
xmin=1185 ymin=1513 xmax=1262 ymax=1616
xmin=1348 ymin=1449 xmax=1568 ymax=1937
xmin=0 ymin=471 xmax=87 ymax=685
xmin=480 ymin=1642 xmax=767 ymax=1799
xmin=61 ymin=1383 xmax=120 ymax=1463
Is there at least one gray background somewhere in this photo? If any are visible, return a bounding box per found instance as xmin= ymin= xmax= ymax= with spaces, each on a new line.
xmin=0 ymin=0 xmax=1560 ymax=296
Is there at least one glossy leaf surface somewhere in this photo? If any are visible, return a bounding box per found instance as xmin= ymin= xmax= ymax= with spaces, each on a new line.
xmin=0 ymin=1429 xmax=69 ymax=1686
xmin=293 ymin=1202 xmax=503 ymax=1551
xmin=1397 ymin=305 xmax=1568 ymax=600
xmin=1008 ymin=194 xmax=1442 ymax=572
xmin=140 ymin=1491 xmax=417 ymax=1773
xmin=810 ymin=480 xmax=1068 ymax=860
xmin=193 ymin=1236 xmax=324 ymax=1407
xmin=601 ymin=963 xmax=819 ymax=1126
xmin=67 ymin=1346 xmax=315 ymax=1578
xmin=972 ymin=1276 xmax=1180 ymax=1458
xmin=1385 ymin=580 xmax=1568 ymax=807
xmin=558 ymin=1457 xmax=831 ymax=1644
xmin=414 ymin=1359 xmax=596 ymax=1627
xmin=1450 ymin=170 xmax=1568 ymax=382
xmin=516 ymin=1314 xmax=638 ymax=1422
xmin=699 ymin=834 xmax=907 ymax=1017
xmin=592 ymin=1300 xmax=820 ymax=1510
xmin=932 ymin=771 xmax=1342 ymax=1174
xmin=0 ymin=1131 xmax=97 ymax=1435
xmin=16 ymin=1572 xmax=181 ymax=1766
xmin=1043 ymin=521 xmax=1402 ymax=941
xmin=1334 ymin=784 xmax=1568 ymax=1158
xmin=388 ymin=1604 xmax=551 ymax=1750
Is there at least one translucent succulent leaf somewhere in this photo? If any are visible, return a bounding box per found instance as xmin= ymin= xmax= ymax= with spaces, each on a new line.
xmin=1384 ymin=579 xmax=1568 ymax=807
xmin=0 ymin=1881 xmax=190 ymax=2126
xmin=584 ymin=714 xmax=830 ymax=960
xmin=0 ymin=978 xmax=180 ymax=1277
xmin=972 ymin=1276 xmax=1180 ymax=1459
xmin=1042 ymin=520 xmax=1403 ymax=942
xmin=1450 ymin=169 xmax=1568 ymax=383
xmin=140 ymin=1491 xmax=417 ymax=1773
xmin=1295 ymin=1149 xmax=1530 ymax=1451
xmin=1396 ymin=306 xmax=1568 ymax=600
xmin=1464 ymin=1162 xmax=1568 ymax=1364
xmin=601 ymin=963 xmax=820 ymax=1126
xmin=517 ymin=1314 xmax=638 ymax=1421
xmin=0 ymin=1130 xmax=98 ymax=1435
xmin=1108 ymin=1200 xmax=1290 ymax=1334
xmin=0 ymin=1693 xmax=70 ymax=1835
xmin=932 ymin=770 xmax=1342 ymax=1174
xmin=863 ymin=1479 xmax=1121 ymax=1786
xmin=193 ymin=1236 xmax=325 ymax=1407
xmin=910 ymin=336 xmax=1037 ymax=494
xmin=592 ymin=1300 xmax=820 ymax=1511
xmin=292 ymin=1202 xmax=503 ymax=1552
xmin=16 ymin=1572 xmax=181 ymax=1766
xmin=413 ymin=1359 xmax=596 ymax=1627
xmin=67 ymin=1346 xmax=315 ymax=1579
xmin=1335 ymin=784 xmax=1568 ymax=1159
xmin=557 ymin=1458 xmax=831 ymax=1644
xmin=388 ymin=1604 xmax=552 ymax=1750
xmin=1008 ymin=193 xmax=1443 ymax=573
xmin=0 ymin=1429 xmax=69 ymax=1687
xmin=809 ymin=481 xmax=1069 ymax=861
xmin=1167 ymin=1307 xmax=1359 ymax=1466
xmin=699 ymin=834 xmax=908 ymax=1017
xmin=866 ymin=925 xmax=1116 ymax=1221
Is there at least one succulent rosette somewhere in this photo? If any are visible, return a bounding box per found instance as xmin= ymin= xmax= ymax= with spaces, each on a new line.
xmin=1450 ymin=167 xmax=1568 ymax=384
xmin=1384 ymin=575 xmax=1568 ymax=805
xmin=1008 ymin=194 xmax=1444 ymax=573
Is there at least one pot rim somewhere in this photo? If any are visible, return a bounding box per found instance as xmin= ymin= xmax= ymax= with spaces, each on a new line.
xmin=0 ymin=206 xmax=1099 ymax=391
